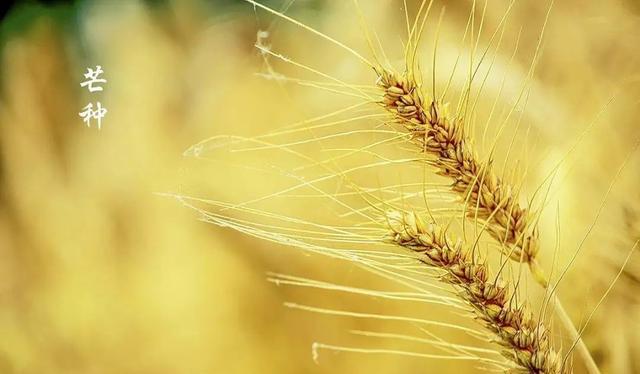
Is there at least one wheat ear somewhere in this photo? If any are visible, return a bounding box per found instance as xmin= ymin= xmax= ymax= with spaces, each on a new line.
xmin=624 ymin=206 xmax=640 ymax=246
xmin=387 ymin=210 xmax=564 ymax=374
xmin=377 ymin=68 xmax=548 ymax=287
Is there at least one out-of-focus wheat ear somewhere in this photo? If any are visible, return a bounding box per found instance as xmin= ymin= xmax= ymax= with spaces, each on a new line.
xmin=386 ymin=210 xmax=565 ymax=374
xmin=624 ymin=206 xmax=640 ymax=249
xmin=375 ymin=68 xmax=548 ymax=288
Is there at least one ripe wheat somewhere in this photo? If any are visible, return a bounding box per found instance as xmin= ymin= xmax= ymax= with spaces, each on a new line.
xmin=377 ymin=68 xmax=548 ymax=287
xmin=387 ymin=210 xmax=564 ymax=373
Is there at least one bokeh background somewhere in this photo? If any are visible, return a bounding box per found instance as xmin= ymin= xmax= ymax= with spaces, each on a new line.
xmin=1 ymin=0 xmax=639 ymax=373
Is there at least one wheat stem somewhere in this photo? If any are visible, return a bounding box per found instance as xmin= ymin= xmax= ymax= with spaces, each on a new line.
xmin=554 ymin=296 xmax=600 ymax=374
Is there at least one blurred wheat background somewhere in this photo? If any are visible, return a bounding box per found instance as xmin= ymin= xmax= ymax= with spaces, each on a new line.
xmin=0 ymin=0 xmax=639 ymax=373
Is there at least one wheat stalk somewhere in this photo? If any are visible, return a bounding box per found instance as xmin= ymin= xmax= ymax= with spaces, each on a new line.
xmin=376 ymin=68 xmax=549 ymax=287
xmin=376 ymin=67 xmax=606 ymax=373
xmin=386 ymin=210 xmax=564 ymax=373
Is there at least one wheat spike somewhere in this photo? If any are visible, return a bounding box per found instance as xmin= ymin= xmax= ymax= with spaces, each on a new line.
xmin=386 ymin=210 xmax=564 ymax=373
xmin=377 ymin=68 xmax=548 ymax=287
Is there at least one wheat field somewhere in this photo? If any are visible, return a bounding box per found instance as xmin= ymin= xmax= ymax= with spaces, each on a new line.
xmin=0 ymin=0 xmax=639 ymax=373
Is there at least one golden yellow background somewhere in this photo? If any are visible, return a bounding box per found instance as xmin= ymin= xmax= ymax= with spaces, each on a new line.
xmin=1 ymin=1 xmax=639 ymax=373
